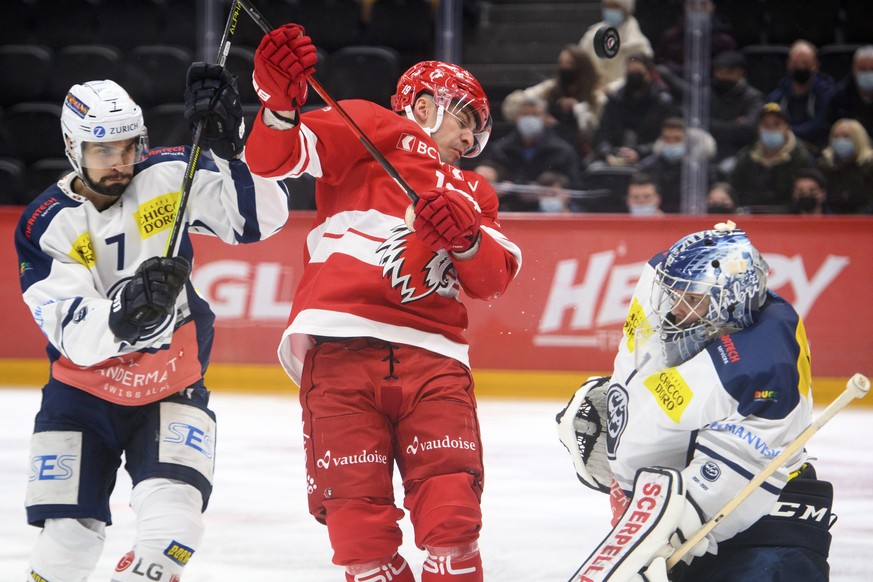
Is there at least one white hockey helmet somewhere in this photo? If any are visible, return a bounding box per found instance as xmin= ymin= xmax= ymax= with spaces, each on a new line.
xmin=60 ymin=80 xmax=148 ymax=176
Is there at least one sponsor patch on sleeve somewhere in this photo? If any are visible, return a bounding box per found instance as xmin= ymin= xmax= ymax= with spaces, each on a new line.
xmin=643 ymin=368 xmax=693 ymax=423
xmin=68 ymin=232 xmax=95 ymax=267
xmin=623 ymin=297 xmax=652 ymax=352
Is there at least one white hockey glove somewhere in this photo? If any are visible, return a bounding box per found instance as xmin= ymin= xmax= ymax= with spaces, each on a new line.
xmin=568 ymin=467 xmax=711 ymax=582
xmin=556 ymin=376 xmax=612 ymax=493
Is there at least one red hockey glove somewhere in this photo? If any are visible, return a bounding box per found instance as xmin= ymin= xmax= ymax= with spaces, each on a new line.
xmin=253 ymin=23 xmax=318 ymax=112
xmin=413 ymin=188 xmax=482 ymax=253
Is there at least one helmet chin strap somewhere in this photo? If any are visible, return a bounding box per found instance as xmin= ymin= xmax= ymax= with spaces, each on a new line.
xmin=404 ymin=103 xmax=446 ymax=136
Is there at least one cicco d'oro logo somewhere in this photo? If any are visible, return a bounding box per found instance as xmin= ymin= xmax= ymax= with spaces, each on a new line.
xmin=68 ymin=231 xmax=95 ymax=267
xmin=134 ymin=192 xmax=180 ymax=238
xmin=406 ymin=434 xmax=477 ymax=455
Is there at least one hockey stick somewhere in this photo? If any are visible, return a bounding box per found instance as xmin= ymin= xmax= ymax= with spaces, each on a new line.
xmin=163 ymin=0 xmax=243 ymax=258
xmin=665 ymin=372 xmax=870 ymax=570
xmin=235 ymin=0 xmax=420 ymax=205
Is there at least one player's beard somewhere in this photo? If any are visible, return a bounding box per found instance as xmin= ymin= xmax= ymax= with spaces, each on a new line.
xmin=84 ymin=168 xmax=133 ymax=197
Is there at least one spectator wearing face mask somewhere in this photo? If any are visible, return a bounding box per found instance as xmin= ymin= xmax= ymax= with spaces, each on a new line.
xmin=502 ymin=44 xmax=605 ymax=161
xmin=729 ymin=103 xmax=813 ymax=213
xmin=827 ymin=45 xmax=873 ymax=142
xmin=791 ymin=168 xmax=832 ymax=215
xmin=767 ymin=40 xmax=835 ymax=151
xmin=625 ymin=172 xmax=664 ymax=216
xmin=534 ymin=171 xmax=574 ymax=213
xmin=578 ymin=0 xmax=653 ymax=90
xmin=638 ymin=117 xmax=716 ymax=213
xmin=705 ymin=182 xmax=739 ymax=214
xmin=708 ymin=51 xmax=763 ymax=174
xmin=485 ymin=96 xmax=581 ymax=196
xmin=816 ymin=118 xmax=873 ymax=213
xmin=595 ymin=53 xmax=676 ymax=167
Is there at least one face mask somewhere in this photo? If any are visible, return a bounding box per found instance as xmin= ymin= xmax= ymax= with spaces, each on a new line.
xmin=794 ymin=196 xmax=819 ymax=213
xmin=517 ymin=115 xmax=545 ymax=139
xmin=711 ymin=78 xmax=736 ymax=95
xmin=792 ymin=69 xmax=812 ymax=84
xmin=629 ymin=203 xmax=659 ymax=215
xmin=660 ymin=143 xmax=686 ymax=161
xmin=602 ymin=8 xmax=625 ymax=27
xmin=759 ymin=129 xmax=785 ymax=150
xmin=539 ymin=196 xmax=565 ymax=213
xmin=558 ymin=68 xmax=579 ymax=88
xmin=856 ymin=71 xmax=873 ymax=92
xmin=625 ymin=72 xmax=646 ymax=91
xmin=832 ymin=137 xmax=856 ymax=159
xmin=706 ymin=205 xmax=734 ymax=214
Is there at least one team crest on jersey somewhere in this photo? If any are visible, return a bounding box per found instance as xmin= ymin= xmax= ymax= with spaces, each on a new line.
xmin=68 ymin=232 xmax=95 ymax=267
xmin=134 ymin=192 xmax=180 ymax=238
xmin=376 ymin=225 xmax=458 ymax=304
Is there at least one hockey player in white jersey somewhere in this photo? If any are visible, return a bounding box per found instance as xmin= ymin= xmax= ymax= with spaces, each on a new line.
xmin=15 ymin=67 xmax=288 ymax=581
xmin=557 ymin=223 xmax=834 ymax=581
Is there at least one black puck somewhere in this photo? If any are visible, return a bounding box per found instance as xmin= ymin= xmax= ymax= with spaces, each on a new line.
xmin=593 ymin=26 xmax=621 ymax=59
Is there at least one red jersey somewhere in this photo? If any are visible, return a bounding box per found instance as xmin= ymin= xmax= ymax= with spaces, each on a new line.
xmin=245 ymin=100 xmax=522 ymax=385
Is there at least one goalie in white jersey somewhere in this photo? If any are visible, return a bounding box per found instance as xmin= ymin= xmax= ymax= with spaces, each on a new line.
xmin=15 ymin=68 xmax=288 ymax=582
xmin=557 ymin=223 xmax=834 ymax=581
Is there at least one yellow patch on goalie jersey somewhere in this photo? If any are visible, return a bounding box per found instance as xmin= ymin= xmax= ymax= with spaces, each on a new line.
xmin=69 ymin=232 xmax=95 ymax=267
xmin=134 ymin=192 xmax=180 ymax=238
xmin=643 ymin=368 xmax=693 ymax=423
xmin=623 ymin=297 xmax=652 ymax=353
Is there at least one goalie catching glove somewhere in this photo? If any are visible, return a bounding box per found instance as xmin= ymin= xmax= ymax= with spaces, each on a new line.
xmin=569 ymin=467 xmax=711 ymax=582
xmin=253 ymin=23 xmax=318 ymax=112
xmin=556 ymin=376 xmax=613 ymax=494
xmin=108 ymin=257 xmax=191 ymax=343
xmin=184 ymin=63 xmax=245 ymax=160
xmin=412 ymin=188 xmax=482 ymax=254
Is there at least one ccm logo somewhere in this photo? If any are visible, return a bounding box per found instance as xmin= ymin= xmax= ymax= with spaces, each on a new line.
xmin=770 ymin=501 xmax=829 ymax=522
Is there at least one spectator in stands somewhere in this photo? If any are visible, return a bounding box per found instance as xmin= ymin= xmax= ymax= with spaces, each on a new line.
xmin=730 ymin=102 xmax=814 ymax=213
xmin=638 ymin=116 xmax=716 ymax=213
xmin=502 ymin=44 xmax=605 ymax=161
xmin=472 ymin=159 xmax=506 ymax=188
xmin=705 ymin=182 xmax=739 ymax=214
xmin=579 ymin=0 xmax=653 ymax=90
xmin=655 ymin=0 xmax=737 ymax=97
xmin=595 ymin=53 xmax=675 ymax=167
xmin=767 ymin=40 xmax=835 ymax=150
xmin=486 ymin=96 xmax=581 ymax=190
xmin=534 ymin=170 xmax=574 ymax=213
xmin=791 ymin=168 xmax=832 ymax=215
xmin=816 ymin=118 xmax=873 ymax=213
xmin=709 ymin=51 xmax=763 ymax=174
xmin=625 ymin=172 xmax=664 ymax=215
xmin=827 ymin=45 xmax=873 ymax=139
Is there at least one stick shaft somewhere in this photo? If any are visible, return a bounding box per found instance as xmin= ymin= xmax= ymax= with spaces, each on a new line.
xmin=164 ymin=0 xmax=242 ymax=257
xmin=235 ymin=0 xmax=420 ymax=204
xmin=666 ymin=373 xmax=869 ymax=568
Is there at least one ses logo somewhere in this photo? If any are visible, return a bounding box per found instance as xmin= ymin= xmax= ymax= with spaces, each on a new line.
xmin=535 ymin=250 xmax=849 ymax=350
xmin=163 ymin=422 xmax=215 ymax=459
xmin=29 ymin=454 xmax=77 ymax=482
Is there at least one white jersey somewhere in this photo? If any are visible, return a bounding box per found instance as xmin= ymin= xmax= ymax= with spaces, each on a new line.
xmin=606 ymin=253 xmax=813 ymax=545
xmin=15 ymin=147 xmax=288 ymax=405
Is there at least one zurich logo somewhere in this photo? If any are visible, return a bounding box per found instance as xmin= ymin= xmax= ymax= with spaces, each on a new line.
xmin=701 ymin=461 xmax=721 ymax=482
xmin=93 ymin=125 xmax=106 ymax=138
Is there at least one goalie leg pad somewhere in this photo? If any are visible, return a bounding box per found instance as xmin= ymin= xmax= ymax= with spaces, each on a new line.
xmin=556 ymin=376 xmax=612 ymax=493
xmin=571 ymin=467 xmax=686 ymax=582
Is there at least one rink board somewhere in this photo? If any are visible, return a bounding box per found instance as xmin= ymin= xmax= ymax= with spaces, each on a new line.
xmin=2 ymin=209 xmax=871 ymax=402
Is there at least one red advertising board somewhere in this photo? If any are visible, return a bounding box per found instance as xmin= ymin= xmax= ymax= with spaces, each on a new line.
xmin=2 ymin=209 xmax=870 ymax=378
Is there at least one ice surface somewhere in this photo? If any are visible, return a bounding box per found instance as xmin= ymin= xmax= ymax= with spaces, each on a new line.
xmin=1 ymin=388 xmax=870 ymax=581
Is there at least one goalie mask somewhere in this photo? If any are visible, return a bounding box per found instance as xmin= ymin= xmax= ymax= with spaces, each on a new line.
xmin=649 ymin=223 xmax=769 ymax=367
xmin=61 ymin=80 xmax=148 ymax=183
xmin=391 ymin=61 xmax=492 ymax=158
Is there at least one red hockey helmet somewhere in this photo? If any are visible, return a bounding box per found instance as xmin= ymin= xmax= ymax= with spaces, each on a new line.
xmin=391 ymin=61 xmax=492 ymax=157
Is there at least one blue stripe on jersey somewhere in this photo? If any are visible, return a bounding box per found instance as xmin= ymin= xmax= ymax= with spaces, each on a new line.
xmin=705 ymin=294 xmax=804 ymax=420
xmin=696 ymin=443 xmax=782 ymax=495
xmin=227 ymin=158 xmax=261 ymax=243
xmin=15 ymin=188 xmax=81 ymax=292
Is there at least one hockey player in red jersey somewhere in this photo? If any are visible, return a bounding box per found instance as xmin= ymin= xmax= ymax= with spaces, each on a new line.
xmin=245 ymin=23 xmax=522 ymax=582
